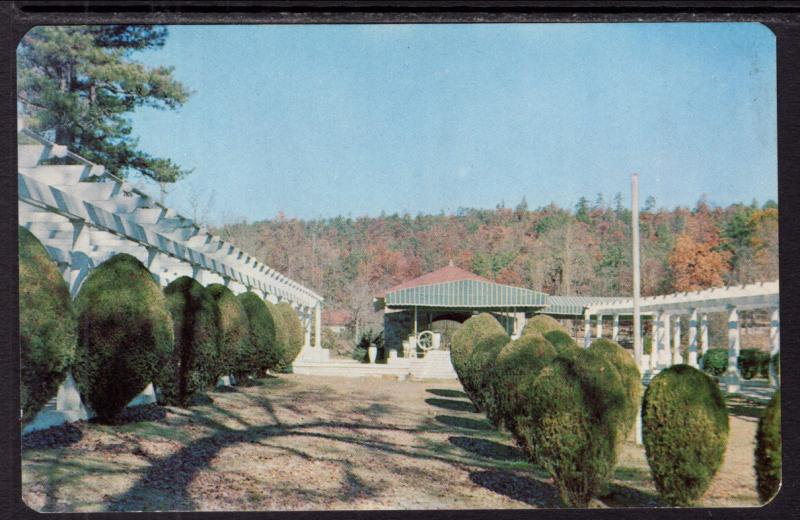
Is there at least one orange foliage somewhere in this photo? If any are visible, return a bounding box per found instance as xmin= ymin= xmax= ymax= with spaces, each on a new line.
xmin=668 ymin=233 xmax=731 ymax=292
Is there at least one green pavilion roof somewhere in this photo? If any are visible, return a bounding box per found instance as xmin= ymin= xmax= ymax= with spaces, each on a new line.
xmin=384 ymin=278 xmax=548 ymax=309
xmin=376 ymin=264 xmax=622 ymax=314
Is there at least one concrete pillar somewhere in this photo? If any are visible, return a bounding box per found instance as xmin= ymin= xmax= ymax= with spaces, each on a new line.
xmin=688 ymin=308 xmax=699 ymax=368
xmin=612 ymin=314 xmax=619 ymax=342
xmin=672 ymin=316 xmax=682 ymax=365
xmin=661 ymin=313 xmax=671 ymax=367
xmin=314 ymin=303 xmax=322 ymax=348
xmin=769 ymin=307 xmax=780 ymax=387
xmin=595 ymin=314 xmax=603 ymax=340
xmin=724 ymin=306 xmax=741 ymax=393
xmin=583 ymin=309 xmax=591 ymax=348
xmin=304 ymin=312 xmax=312 ymax=347
xmin=649 ymin=315 xmax=658 ymax=372
xmin=701 ymin=313 xmax=709 ymax=356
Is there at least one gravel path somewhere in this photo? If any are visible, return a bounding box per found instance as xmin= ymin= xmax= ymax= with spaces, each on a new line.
xmin=21 ymin=374 xmax=765 ymax=511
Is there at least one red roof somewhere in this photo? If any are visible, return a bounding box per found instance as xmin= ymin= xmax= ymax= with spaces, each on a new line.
xmin=377 ymin=261 xmax=491 ymax=298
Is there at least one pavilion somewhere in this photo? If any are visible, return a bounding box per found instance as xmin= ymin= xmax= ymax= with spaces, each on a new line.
xmin=374 ymin=263 xmax=780 ymax=392
xmin=374 ymin=261 xmax=549 ymax=353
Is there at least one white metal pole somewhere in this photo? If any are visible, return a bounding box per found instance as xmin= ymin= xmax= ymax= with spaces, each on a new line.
xmin=632 ymin=174 xmax=642 ymax=371
xmin=632 ymin=173 xmax=643 ymax=446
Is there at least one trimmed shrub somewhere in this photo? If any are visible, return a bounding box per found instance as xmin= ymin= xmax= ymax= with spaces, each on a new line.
xmin=701 ymin=347 xmax=728 ymax=376
xmin=488 ymin=334 xmax=556 ymax=435
xmin=642 ymin=364 xmax=729 ymax=506
xmin=157 ymin=277 xmax=220 ymax=406
xmin=238 ymin=292 xmax=281 ymax=375
xmin=19 ymin=226 xmax=77 ymax=421
xmin=543 ymin=329 xmax=580 ymax=356
xmin=772 ymin=352 xmax=780 ymax=379
xmin=589 ymin=338 xmax=642 ymax=436
xmin=522 ymin=314 xmax=568 ymax=337
xmin=515 ymin=348 xmax=629 ymax=507
xmin=265 ymin=301 xmax=289 ymax=363
xmin=738 ymin=348 xmax=770 ymax=380
xmin=207 ymin=284 xmax=252 ymax=382
xmin=755 ymin=390 xmax=781 ymax=503
xmin=462 ymin=331 xmax=510 ymax=412
xmin=275 ymin=302 xmax=304 ymax=368
xmin=450 ymin=313 xmax=507 ymax=403
xmin=73 ymin=254 xmax=173 ymax=422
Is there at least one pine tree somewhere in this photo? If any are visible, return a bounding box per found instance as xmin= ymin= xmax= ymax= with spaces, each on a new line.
xmin=17 ymin=25 xmax=192 ymax=186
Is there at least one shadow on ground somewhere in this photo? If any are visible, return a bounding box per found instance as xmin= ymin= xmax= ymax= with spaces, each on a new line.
xmin=424 ymin=398 xmax=476 ymax=413
xmin=726 ymin=396 xmax=765 ymax=422
xmin=469 ymin=469 xmax=561 ymax=507
xmin=22 ymin=422 xmax=83 ymax=450
xmin=435 ymin=414 xmax=493 ymax=431
xmin=426 ymin=388 xmax=468 ymax=399
xmin=90 ymin=404 xmax=167 ymax=426
xmin=448 ymin=436 xmax=526 ymax=462
xmin=600 ymin=482 xmax=663 ymax=508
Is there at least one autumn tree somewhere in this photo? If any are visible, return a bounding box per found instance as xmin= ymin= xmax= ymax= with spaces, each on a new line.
xmin=668 ymin=233 xmax=730 ymax=292
xmin=17 ymin=25 xmax=192 ymax=192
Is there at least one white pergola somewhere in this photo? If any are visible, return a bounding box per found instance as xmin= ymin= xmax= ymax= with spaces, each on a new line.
xmin=18 ymin=125 xmax=326 ymax=357
xmin=581 ymin=281 xmax=779 ymax=391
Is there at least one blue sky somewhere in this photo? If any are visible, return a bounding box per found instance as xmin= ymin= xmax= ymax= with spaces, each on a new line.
xmin=128 ymin=23 xmax=777 ymax=224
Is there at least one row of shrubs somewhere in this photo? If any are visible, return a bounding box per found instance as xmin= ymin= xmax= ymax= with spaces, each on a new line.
xmin=450 ymin=312 xmax=781 ymax=507
xmin=701 ymin=347 xmax=778 ymax=380
xmin=20 ymin=227 xmax=305 ymax=423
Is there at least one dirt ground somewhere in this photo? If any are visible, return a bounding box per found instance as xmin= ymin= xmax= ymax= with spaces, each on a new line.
xmin=21 ymin=374 xmax=766 ymax=512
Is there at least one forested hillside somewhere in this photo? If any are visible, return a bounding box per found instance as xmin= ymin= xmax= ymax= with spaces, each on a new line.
xmin=216 ymin=196 xmax=778 ymax=332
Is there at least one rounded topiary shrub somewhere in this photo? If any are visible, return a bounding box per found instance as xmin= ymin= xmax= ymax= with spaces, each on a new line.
xmin=515 ymin=348 xmax=629 ymax=507
xmin=207 ymin=284 xmax=252 ymax=382
xmin=642 ymin=364 xmax=729 ymax=506
xmin=157 ymin=277 xmax=220 ymax=406
xmin=451 ymin=313 xmax=507 ymax=405
xmin=238 ymin=292 xmax=280 ymax=376
xmin=275 ymin=302 xmax=304 ymax=369
xmin=488 ymin=334 xmax=556 ymax=435
xmin=701 ymin=348 xmax=728 ymax=376
xmin=589 ymin=338 xmax=642 ymax=437
xmin=755 ymin=390 xmax=781 ymax=504
xmin=544 ymin=329 xmax=580 ymax=355
xmin=738 ymin=348 xmax=770 ymax=380
xmin=19 ymin=226 xmax=77 ymax=421
xmin=522 ymin=314 xmax=567 ymax=337
xmin=462 ymin=331 xmax=510 ymax=412
xmin=265 ymin=300 xmax=289 ymax=365
xmin=73 ymin=253 xmax=173 ymax=422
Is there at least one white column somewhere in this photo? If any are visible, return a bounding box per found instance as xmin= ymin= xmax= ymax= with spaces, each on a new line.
xmin=304 ymin=311 xmax=312 ymax=347
xmin=672 ymin=316 xmax=682 ymax=365
xmin=688 ymin=308 xmax=699 ymax=368
xmin=661 ymin=313 xmax=671 ymax=367
xmin=649 ymin=316 xmax=658 ymax=372
xmin=769 ymin=307 xmax=780 ymax=387
xmin=314 ymin=303 xmax=322 ymax=348
xmin=583 ymin=309 xmax=592 ymax=348
xmin=595 ymin=314 xmax=603 ymax=340
xmin=701 ymin=313 xmax=709 ymax=356
xmin=724 ymin=306 xmax=741 ymax=392
xmin=612 ymin=314 xmax=620 ymax=342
